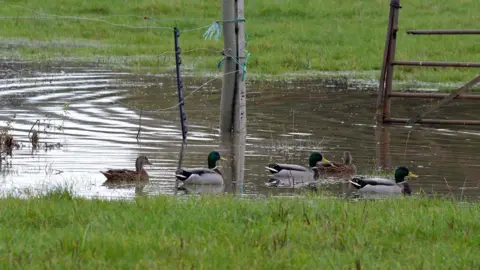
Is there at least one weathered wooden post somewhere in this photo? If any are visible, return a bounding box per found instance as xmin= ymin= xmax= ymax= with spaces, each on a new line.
xmin=232 ymin=0 xmax=247 ymax=192
xmin=219 ymin=0 xmax=247 ymax=193
xmin=220 ymin=0 xmax=237 ymax=135
xmin=219 ymin=0 xmax=237 ymax=192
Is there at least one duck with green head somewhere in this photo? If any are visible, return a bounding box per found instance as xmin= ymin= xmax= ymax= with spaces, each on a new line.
xmin=265 ymin=152 xmax=331 ymax=187
xmin=176 ymin=151 xmax=226 ymax=185
xmin=349 ymin=166 xmax=418 ymax=195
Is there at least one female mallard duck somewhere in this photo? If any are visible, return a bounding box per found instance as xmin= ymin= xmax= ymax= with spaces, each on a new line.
xmin=100 ymin=155 xmax=152 ymax=183
xmin=175 ymin=151 xmax=226 ymax=185
xmin=316 ymin=151 xmax=357 ymax=178
xmin=349 ymin=166 xmax=418 ymax=196
xmin=265 ymin=152 xmax=331 ymax=187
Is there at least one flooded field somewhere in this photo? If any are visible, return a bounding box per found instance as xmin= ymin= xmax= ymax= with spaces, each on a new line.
xmin=1 ymin=62 xmax=480 ymax=199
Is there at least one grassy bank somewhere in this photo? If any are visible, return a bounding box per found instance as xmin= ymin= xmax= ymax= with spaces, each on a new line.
xmin=0 ymin=0 xmax=479 ymax=84
xmin=1 ymin=192 xmax=479 ymax=269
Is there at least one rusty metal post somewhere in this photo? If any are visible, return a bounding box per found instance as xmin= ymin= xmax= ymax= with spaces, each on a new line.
xmin=406 ymin=75 xmax=480 ymax=125
xmin=386 ymin=118 xmax=480 ymax=125
xmin=407 ymin=29 xmax=480 ymax=35
xmin=376 ymin=0 xmax=401 ymax=123
xmin=382 ymin=0 xmax=401 ymax=123
xmin=375 ymin=125 xmax=392 ymax=172
xmin=393 ymin=61 xmax=480 ymax=67
xmin=389 ymin=92 xmax=480 ymax=99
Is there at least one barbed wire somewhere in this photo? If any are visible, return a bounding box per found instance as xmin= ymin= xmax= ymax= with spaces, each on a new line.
xmin=1 ymin=48 xmax=225 ymax=66
xmin=0 ymin=0 xmax=250 ymax=142
xmin=111 ymin=70 xmax=238 ymax=115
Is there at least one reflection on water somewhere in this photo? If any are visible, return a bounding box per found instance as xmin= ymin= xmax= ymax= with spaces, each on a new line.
xmin=1 ymin=62 xmax=480 ymax=200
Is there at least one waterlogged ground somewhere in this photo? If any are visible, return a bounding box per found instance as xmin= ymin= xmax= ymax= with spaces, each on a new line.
xmin=1 ymin=62 xmax=480 ymax=199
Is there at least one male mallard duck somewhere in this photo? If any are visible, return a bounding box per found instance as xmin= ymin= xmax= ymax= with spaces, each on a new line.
xmin=316 ymin=151 xmax=357 ymax=178
xmin=349 ymin=166 xmax=418 ymax=196
xmin=175 ymin=151 xmax=226 ymax=185
xmin=100 ymin=155 xmax=152 ymax=183
xmin=265 ymin=152 xmax=331 ymax=187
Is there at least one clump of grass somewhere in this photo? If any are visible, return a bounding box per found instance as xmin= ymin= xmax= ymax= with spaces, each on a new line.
xmin=0 ymin=114 xmax=16 ymax=159
xmin=43 ymin=183 xmax=75 ymax=201
xmin=0 ymin=194 xmax=479 ymax=268
xmin=0 ymin=0 xmax=479 ymax=84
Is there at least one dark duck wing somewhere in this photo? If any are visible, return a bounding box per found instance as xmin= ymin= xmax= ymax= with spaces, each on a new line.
xmin=175 ymin=168 xmax=223 ymax=185
xmin=265 ymin=163 xmax=310 ymax=174
xmin=175 ymin=168 xmax=217 ymax=180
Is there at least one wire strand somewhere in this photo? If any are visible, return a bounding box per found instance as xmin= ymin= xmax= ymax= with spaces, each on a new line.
xmin=0 ymin=1 xmax=219 ymax=32
xmin=112 ymin=70 xmax=238 ymax=114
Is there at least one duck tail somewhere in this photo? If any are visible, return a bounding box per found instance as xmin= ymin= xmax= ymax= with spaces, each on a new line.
xmin=100 ymin=171 xmax=110 ymax=178
xmin=349 ymin=177 xmax=364 ymax=189
xmin=265 ymin=163 xmax=281 ymax=174
xmin=265 ymin=166 xmax=278 ymax=173
xmin=175 ymin=169 xmax=191 ymax=181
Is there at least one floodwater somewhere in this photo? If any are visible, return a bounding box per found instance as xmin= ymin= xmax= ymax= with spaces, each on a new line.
xmin=1 ymin=62 xmax=480 ymax=200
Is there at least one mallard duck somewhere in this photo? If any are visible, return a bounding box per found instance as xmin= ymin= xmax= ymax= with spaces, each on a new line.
xmin=316 ymin=151 xmax=357 ymax=178
xmin=175 ymin=151 xmax=226 ymax=185
xmin=100 ymin=155 xmax=152 ymax=183
xmin=265 ymin=152 xmax=331 ymax=187
xmin=349 ymin=166 xmax=418 ymax=196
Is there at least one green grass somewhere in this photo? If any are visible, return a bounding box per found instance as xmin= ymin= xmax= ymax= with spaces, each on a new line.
xmin=0 ymin=0 xmax=479 ymax=84
xmin=1 ymin=190 xmax=479 ymax=269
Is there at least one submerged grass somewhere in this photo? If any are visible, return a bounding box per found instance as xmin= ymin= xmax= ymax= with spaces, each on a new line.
xmin=0 ymin=0 xmax=479 ymax=84
xmin=1 ymin=191 xmax=479 ymax=269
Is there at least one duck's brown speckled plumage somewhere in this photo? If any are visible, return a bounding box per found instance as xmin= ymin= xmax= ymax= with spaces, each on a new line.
xmin=101 ymin=155 xmax=152 ymax=183
xmin=316 ymin=151 xmax=357 ymax=178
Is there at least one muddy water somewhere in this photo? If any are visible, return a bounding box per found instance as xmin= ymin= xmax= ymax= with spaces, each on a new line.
xmin=1 ymin=62 xmax=480 ymax=199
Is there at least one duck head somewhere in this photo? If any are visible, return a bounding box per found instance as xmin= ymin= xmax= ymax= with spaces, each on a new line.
xmin=208 ymin=151 xmax=226 ymax=169
xmin=309 ymin=152 xmax=330 ymax=168
xmin=135 ymin=155 xmax=153 ymax=172
xmin=394 ymin=166 xmax=418 ymax=184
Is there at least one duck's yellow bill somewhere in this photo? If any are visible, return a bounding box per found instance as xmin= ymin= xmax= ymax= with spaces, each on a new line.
xmin=408 ymin=172 xmax=418 ymax=178
xmin=322 ymin=157 xmax=330 ymax=163
xmin=220 ymin=157 xmax=227 ymax=161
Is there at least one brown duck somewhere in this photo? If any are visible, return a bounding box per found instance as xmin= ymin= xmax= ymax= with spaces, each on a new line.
xmin=316 ymin=151 xmax=357 ymax=178
xmin=100 ymin=155 xmax=152 ymax=183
